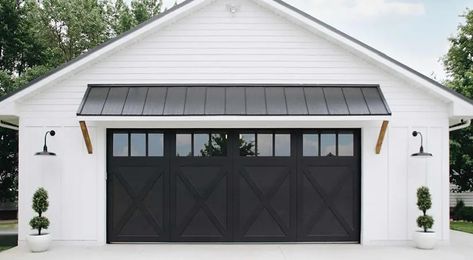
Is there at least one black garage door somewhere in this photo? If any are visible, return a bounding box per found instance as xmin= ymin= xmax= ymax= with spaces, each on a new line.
xmin=107 ymin=129 xmax=360 ymax=243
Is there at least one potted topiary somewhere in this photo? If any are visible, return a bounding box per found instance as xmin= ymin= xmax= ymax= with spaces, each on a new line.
xmin=413 ymin=186 xmax=436 ymax=249
xmin=26 ymin=187 xmax=51 ymax=252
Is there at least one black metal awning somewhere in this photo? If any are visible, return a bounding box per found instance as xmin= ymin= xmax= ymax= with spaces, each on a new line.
xmin=77 ymin=85 xmax=391 ymax=116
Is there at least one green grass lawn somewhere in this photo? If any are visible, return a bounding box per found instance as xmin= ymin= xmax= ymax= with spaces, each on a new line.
xmin=451 ymin=221 xmax=473 ymax=234
xmin=0 ymin=220 xmax=17 ymax=231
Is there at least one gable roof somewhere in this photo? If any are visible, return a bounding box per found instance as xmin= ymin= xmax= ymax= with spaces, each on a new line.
xmin=0 ymin=0 xmax=472 ymax=116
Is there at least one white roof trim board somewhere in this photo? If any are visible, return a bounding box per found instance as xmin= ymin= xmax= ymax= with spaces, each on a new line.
xmin=0 ymin=0 xmax=472 ymax=117
xmin=77 ymin=115 xmax=391 ymax=122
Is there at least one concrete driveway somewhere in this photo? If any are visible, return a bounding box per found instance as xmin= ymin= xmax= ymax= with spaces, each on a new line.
xmin=1 ymin=231 xmax=472 ymax=260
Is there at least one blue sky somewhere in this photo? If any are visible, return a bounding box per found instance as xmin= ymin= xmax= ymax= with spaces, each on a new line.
xmin=161 ymin=0 xmax=472 ymax=81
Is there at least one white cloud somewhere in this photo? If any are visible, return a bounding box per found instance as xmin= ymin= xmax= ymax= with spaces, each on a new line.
xmin=292 ymin=0 xmax=425 ymax=20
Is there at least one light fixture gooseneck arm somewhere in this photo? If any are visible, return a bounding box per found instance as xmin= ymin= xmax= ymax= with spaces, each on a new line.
xmin=43 ymin=131 xmax=50 ymax=152
xmin=417 ymin=132 xmax=424 ymax=153
xmin=42 ymin=130 xmax=56 ymax=152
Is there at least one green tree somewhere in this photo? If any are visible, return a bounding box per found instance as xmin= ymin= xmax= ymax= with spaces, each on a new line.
xmin=106 ymin=0 xmax=135 ymax=36
xmin=131 ymin=0 xmax=163 ymax=24
xmin=38 ymin=0 xmax=110 ymax=63
xmin=29 ymin=187 xmax=49 ymax=235
xmin=0 ymin=127 xmax=18 ymax=203
xmin=444 ymin=9 xmax=473 ymax=192
xmin=0 ymin=0 xmax=51 ymax=75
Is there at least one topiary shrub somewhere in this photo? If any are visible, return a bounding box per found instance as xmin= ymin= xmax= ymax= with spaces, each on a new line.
xmin=416 ymin=186 xmax=434 ymax=232
xmin=29 ymin=187 xmax=49 ymax=235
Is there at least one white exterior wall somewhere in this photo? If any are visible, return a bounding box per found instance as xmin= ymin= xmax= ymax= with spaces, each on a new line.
xmin=16 ymin=0 xmax=450 ymax=245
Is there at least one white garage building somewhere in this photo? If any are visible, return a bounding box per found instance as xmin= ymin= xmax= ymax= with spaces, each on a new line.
xmin=0 ymin=0 xmax=472 ymax=245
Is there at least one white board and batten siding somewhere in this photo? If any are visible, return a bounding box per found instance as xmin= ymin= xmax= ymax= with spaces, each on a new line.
xmin=16 ymin=0 xmax=451 ymax=245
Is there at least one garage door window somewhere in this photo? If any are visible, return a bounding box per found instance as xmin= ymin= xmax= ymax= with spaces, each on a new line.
xmin=303 ymin=132 xmax=354 ymax=157
xmin=338 ymin=133 xmax=354 ymax=156
xmin=320 ymin=134 xmax=336 ymax=156
xmin=176 ymin=134 xmax=192 ymax=157
xmin=275 ymin=134 xmax=291 ymax=156
xmin=113 ymin=132 xmax=165 ymax=157
xmin=130 ymin=133 xmax=146 ymax=157
xmin=210 ymin=134 xmax=227 ymax=156
xmin=113 ymin=133 xmax=128 ymax=157
xmin=240 ymin=133 xmax=291 ymax=157
xmin=148 ymin=133 xmax=164 ymax=157
xmin=257 ymin=134 xmax=273 ymax=156
xmin=239 ymin=134 xmax=256 ymax=156
xmin=194 ymin=133 xmax=209 ymax=157
xmin=302 ymin=134 xmax=319 ymax=157
xmin=177 ymin=133 xmax=228 ymax=157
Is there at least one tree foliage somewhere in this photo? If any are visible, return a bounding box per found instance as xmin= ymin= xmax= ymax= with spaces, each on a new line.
xmin=0 ymin=0 xmax=165 ymax=203
xmin=106 ymin=0 xmax=135 ymax=36
xmin=0 ymin=127 xmax=18 ymax=203
xmin=0 ymin=0 xmax=51 ymax=75
xmin=38 ymin=0 xmax=111 ymax=63
xmin=29 ymin=187 xmax=49 ymax=235
xmin=131 ymin=0 xmax=162 ymax=24
xmin=416 ymin=186 xmax=434 ymax=232
xmin=238 ymin=137 xmax=256 ymax=157
xmin=444 ymin=9 xmax=473 ymax=192
xmin=202 ymin=134 xmax=228 ymax=157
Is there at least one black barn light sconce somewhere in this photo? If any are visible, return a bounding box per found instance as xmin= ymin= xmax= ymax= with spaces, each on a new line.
xmin=35 ymin=130 xmax=56 ymax=156
xmin=411 ymin=131 xmax=432 ymax=158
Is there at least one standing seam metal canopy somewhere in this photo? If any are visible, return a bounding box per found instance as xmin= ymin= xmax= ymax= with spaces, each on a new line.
xmin=77 ymin=85 xmax=391 ymax=116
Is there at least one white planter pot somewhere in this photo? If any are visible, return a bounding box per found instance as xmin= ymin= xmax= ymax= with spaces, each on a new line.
xmin=26 ymin=233 xmax=51 ymax=253
xmin=413 ymin=231 xmax=436 ymax=250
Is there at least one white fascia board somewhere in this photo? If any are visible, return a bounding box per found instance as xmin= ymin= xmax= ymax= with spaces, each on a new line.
xmin=258 ymin=0 xmax=473 ymax=116
xmin=77 ymin=115 xmax=390 ymax=122
xmin=452 ymin=102 xmax=473 ymax=118
xmin=0 ymin=0 xmax=209 ymax=108
xmin=77 ymin=115 xmax=389 ymax=129
xmin=0 ymin=101 xmax=19 ymax=117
